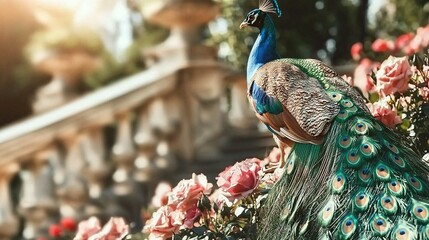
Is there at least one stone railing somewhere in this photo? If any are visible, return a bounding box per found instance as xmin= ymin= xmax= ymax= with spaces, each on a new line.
xmin=0 ymin=55 xmax=269 ymax=239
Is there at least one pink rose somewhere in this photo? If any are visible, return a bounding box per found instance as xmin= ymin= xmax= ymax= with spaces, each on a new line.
xmin=350 ymin=42 xmax=363 ymax=61
xmin=367 ymin=100 xmax=402 ymax=128
xmin=371 ymin=38 xmax=395 ymax=52
xmin=216 ymin=159 xmax=261 ymax=200
xmin=151 ymin=182 xmax=172 ymax=208
xmin=88 ymin=217 xmax=129 ymax=240
xmin=74 ymin=217 xmax=101 ymax=240
xmin=144 ymin=206 xmax=184 ymax=240
xmin=168 ymin=173 xmax=213 ymax=211
xmin=395 ymin=33 xmax=414 ymax=53
xmin=183 ymin=205 xmax=202 ymax=229
xmin=408 ymin=25 xmax=429 ymax=54
xmin=261 ymin=167 xmax=285 ymax=187
xmin=376 ymin=56 xmax=412 ymax=96
xmin=353 ymin=58 xmax=379 ymax=95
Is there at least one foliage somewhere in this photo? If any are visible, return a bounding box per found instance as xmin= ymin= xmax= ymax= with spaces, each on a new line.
xmin=209 ymin=0 xmax=369 ymax=71
xmin=83 ymin=21 xmax=168 ymax=89
xmin=372 ymin=0 xmax=429 ymax=36
xmin=24 ymin=28 xmax=105 ymax=59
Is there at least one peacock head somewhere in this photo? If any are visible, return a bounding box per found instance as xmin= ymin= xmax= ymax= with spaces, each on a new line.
xmin=240 ymin=0 xmax=282 ymax=30
xmin=240 ymin=9 xmax=266 ymax=29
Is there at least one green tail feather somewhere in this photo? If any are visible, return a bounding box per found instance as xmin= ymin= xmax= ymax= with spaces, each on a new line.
xmin=258 ymin=90 xmax=429 ymax=240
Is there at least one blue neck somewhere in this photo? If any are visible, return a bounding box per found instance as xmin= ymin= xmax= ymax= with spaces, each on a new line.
xmin=246 ymin=14 xmax=279 ymax=84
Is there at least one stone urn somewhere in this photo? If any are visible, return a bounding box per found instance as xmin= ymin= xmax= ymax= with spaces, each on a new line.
xmin=30 ymin=50 xmax=101 ymax=113
xmin=141 ymin=0 xmax=219 ymax=63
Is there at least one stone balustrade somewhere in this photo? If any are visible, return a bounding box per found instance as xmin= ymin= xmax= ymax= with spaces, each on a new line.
xmin=0 ymin=57 xmax=265 ymax=238
xmin=0 ymin=1 xmax=276 ymax=238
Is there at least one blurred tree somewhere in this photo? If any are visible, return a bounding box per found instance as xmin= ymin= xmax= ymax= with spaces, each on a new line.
xmin=0 ymin=0 xmax=48 ymax=127
xmin=372 ymin=0 xmax=429 ymax=36
xmin=210 ymin=0 xmax=370 ymax=72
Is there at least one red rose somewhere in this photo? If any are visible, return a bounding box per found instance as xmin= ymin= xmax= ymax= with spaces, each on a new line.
xmin=376 ymin=56 xmax=412 ymax=96
xmin=61 ymin=217 xmax=77 ymax=232
xmin=371 ymin=38 xmax=394 ymax=52
xmin=167 ymin=173 xmax=213 ymax=211
xmin=49 ymin=224 xmax=62 ymax=238
xmin=144 ymin=206 xmax=184 ymax=240
xmin=216 ymin=159 xmax=261 ymax=200
xmin=350 ymin=42 xmax=363 ymax=61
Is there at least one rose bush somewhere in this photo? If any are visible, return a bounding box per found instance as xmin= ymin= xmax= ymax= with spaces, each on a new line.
xmin=349 ymin=23 xmax=429 ymax=153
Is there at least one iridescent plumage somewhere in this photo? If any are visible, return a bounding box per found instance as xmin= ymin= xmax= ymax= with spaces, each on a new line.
xmin=240 ymin=1 xmax=429 ymax=239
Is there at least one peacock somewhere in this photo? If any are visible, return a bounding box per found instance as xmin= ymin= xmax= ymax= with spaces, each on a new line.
xmin=240 ymin=0 xmax=429 ymax=239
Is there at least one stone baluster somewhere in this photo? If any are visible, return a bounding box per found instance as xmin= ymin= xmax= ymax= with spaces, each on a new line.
xmin=19 ymin=150 xmax=58 ymax=239
xmin=227 ymin=74 xmax=258 ymax=129
xmin=133 ymin=106 xmax=158 ymax=183
xmin=81 ymin=128 xmax=110 ymax=200
xmin=112 ymin=112 xmax=144 ymax=229
xmin=57 ymin=134 xmax=88 ymax=219
xmin=0 ymin=163 xmax=19 ymax=239
xmin=148 ymin=97 xmax=178 ymax=173
xmin=112 ymin=113 xmax=137 ymax=196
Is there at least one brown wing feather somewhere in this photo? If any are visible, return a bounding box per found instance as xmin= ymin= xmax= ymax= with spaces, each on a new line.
xmin=250 ymin=61 xmax=340 ymax=144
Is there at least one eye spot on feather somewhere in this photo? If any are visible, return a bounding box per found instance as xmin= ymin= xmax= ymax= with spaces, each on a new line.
xmin=337 ymin=110 xmax=349 ymax=121
xmin=395 ymin=227 xmax=412 ymax=240
xmin=339 ymin=135 xmax=352 ymax=149
xmin=329 ymin=92 xmax=342 ymax=102
xmin=286 ymin=157 xmax=295 ymax=175
xmin=346 ymin=150 xmax=361 ymax=167
xmin=371 ymin=215 xmax=390 ymax=236
xmin=358 ymin=168 xmax=371 ymax=184
xmin=384 ymin=140 xmax=399 ymax=154
xmin=380 ymin=195 xmax=397 ymax=215
xmin=332 ymin=174 xmax=346 ymax=193
xmin=341 ymin=99 xmax=354 ymax=108
xmin=389 ymin=153 xmax=406 ymax=168
xmin=388 ymin=180 xmax=403 ymax=196
xmin=406 ymin=174 xmax=423 ymax=192
xmin=354 ymin=122 xmax=368 ymax=135
xmin=375 ymin=164 xmax=390 ymax=181
xmin=411 ymin=202 xmax=429 ymax=223
xmin=353 ymin=191 xmax=369 ymax=211
xmin=340 ymin=215 xmax=357 ymax=238
xmin=320 ymin=200 xmax=335 ymax=226
xmin=360 ymin=142 xmax=375 ymax=158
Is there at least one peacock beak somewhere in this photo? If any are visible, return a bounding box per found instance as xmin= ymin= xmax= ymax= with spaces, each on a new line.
xmin=240 ymin=22 xmax=249 ymax=29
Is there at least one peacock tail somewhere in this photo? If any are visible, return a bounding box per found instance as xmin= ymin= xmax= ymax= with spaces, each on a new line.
xmin=257 ymin=59 xmax=429 ymax=240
